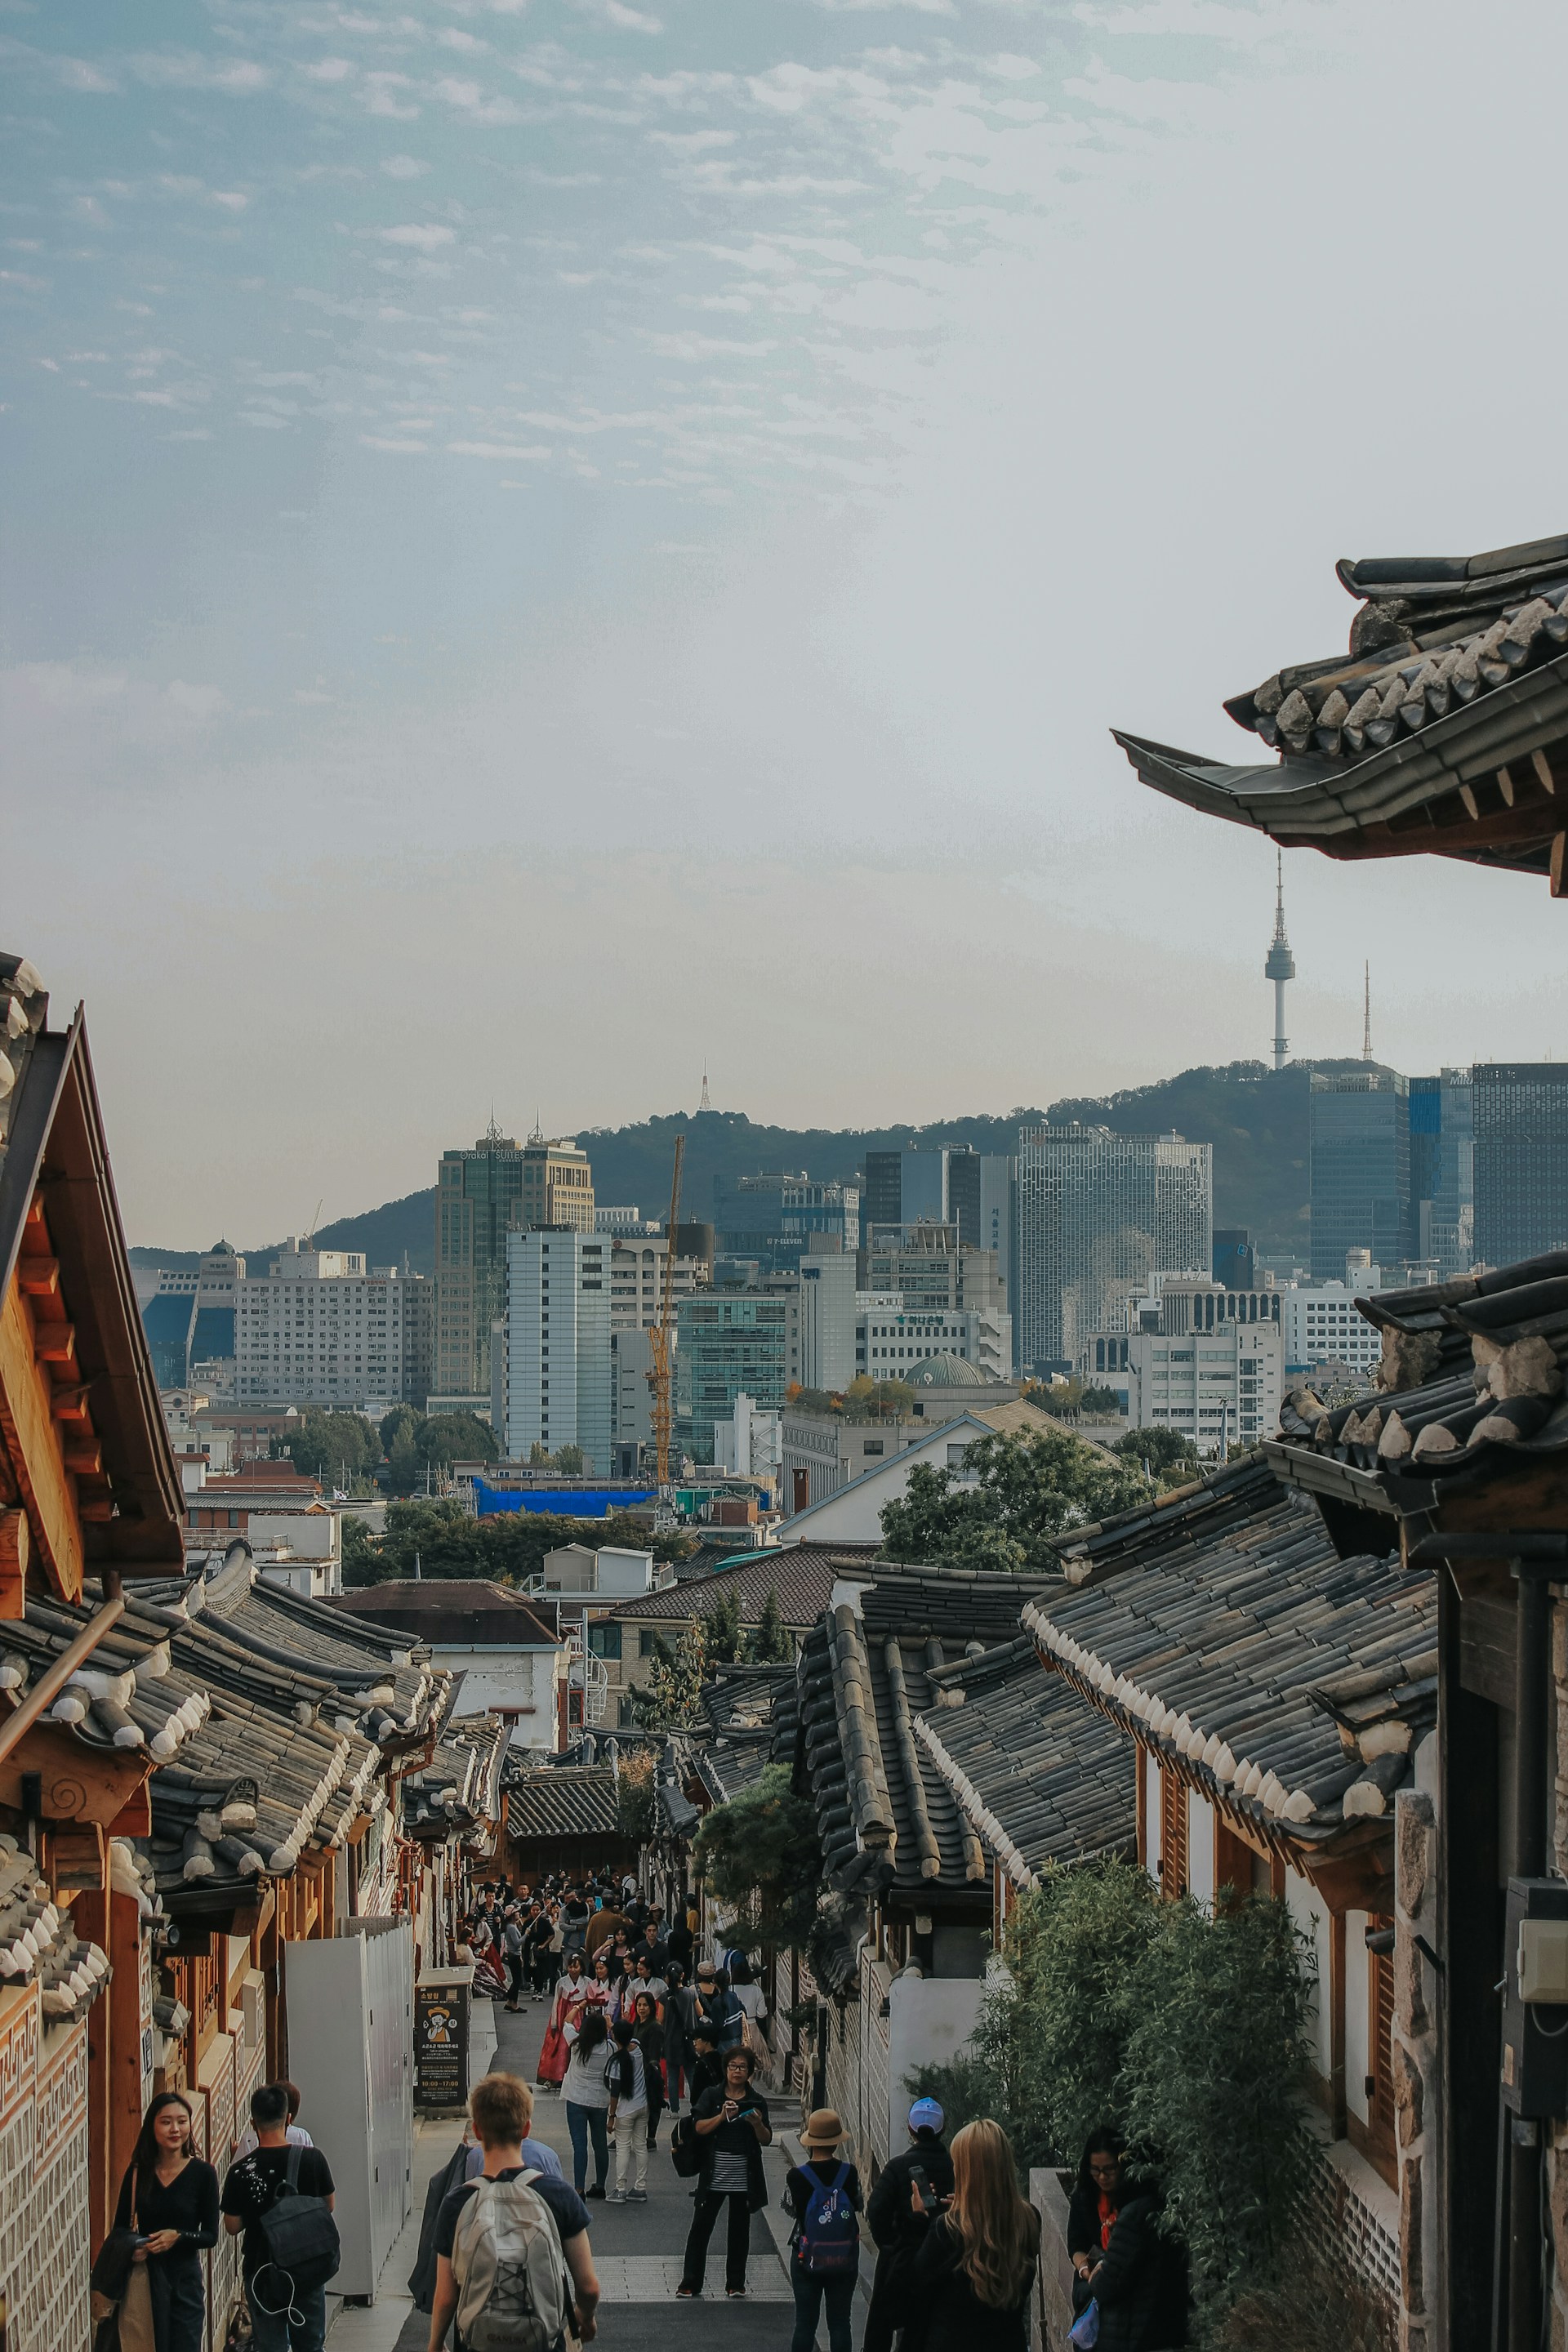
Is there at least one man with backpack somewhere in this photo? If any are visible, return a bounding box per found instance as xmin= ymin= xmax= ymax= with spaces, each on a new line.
xmin=785 ymin=2109 xmax=863 ymax=2352
xmin=429 ymin=2071 xmax=600 ymax=2352
xmin=220 ymin=2082 xmax=338 ymax=2352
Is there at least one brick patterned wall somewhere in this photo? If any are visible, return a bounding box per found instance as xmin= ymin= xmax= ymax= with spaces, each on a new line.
xmin=0 ymin=1990 xmax=91 ymax=2352
xmin=862 ymin=1949 xmax=891 ymax=2177
xmin=1300 ymin=2136 xmax=1399 ymax=2344
xmin=1392 ymin=1786 xmax=1439 ymax=2352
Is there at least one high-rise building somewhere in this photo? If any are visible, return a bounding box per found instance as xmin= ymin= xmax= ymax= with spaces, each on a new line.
xmin=1307 ymin=1071 xmax=1410 ymax=1283
xmin=234 ymin=1242 xmax=427 ymax=1410
xmin=1280 ymin=1282 xmax=1384 ymax=1383
xmin=791 ymin=1252 xmax=860 ymax=1392
xmin=504 ymin=1227 xmax=611 ymax=1469
xmin=434 ymin=1128 xmax=594 ymax=1402
xmin=711 ymin=1173 xmax=857 ymax=1267
xmin=519 ymin=1134 xmax=595 ymax=1234
xmin=1408 ymin=1069 xmax=1474 ymax=1275
xmin=609 ymin=1236 xmax=704 ymax=1331
xmin=861 ymin=1146 xmax=950 ymax=1238
xmin=1212 ymin=1228 xmax=1255 ymax=1290
xmin=141 ymin=1242 xmax=246 ymax=1394
xmin=1015 ymin=1126 xmax=1212 ymax=1374
xmin=862 ymin=1151 xmax=904 ymax=1234
xmin=1473 ymin=1063 xmax=1568 ymax=1265
xmin=1125 ymin=1317 xmax=1282 ymax=1456
xmin=434 ymin=1128 xmax=525 ymax=1401
xmin=675 ymin=1289 xmax=791 ymax=1465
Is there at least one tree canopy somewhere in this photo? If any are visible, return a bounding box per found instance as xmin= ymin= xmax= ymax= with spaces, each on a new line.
xmin=377 ymin=1408 xmax=496 ymax=1492
xmin=1113 ymin=1426 xmax=1201 ymax=1483
xmin=690 ymin=1763 xmax=822 ymax=1957
xmin=283 ymin=1410 xmax=380 ymax=1485
xmin=877 ymin=1428 xmax=1153 ymax=1572
xmin=342 ymin=1496 xmax=693 ymax=1588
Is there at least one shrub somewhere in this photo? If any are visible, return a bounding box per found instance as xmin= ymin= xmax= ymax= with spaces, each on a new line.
xmin=614 ymin=1750 xmax=657 ymax=1844
xmin=690 ymin=1763 xmax=822 ymax=1956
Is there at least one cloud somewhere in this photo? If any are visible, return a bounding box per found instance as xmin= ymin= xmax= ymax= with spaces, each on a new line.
xmin=446 ymin=439 xmax=550 ymax=458
xmin=362 ymin=434 xmax=430 ymax=451
xmin=302 ymin=56 xmax=355 ymax=83
xmin=380 ymin=223 xmax=456 ymax=250
xmin=572 ymin=0 xmax=665 ymax=28
xmin=380 ymin=154 xmax=430 ymax=178
xmin=130 ymin=51 xmax=270 ymax=92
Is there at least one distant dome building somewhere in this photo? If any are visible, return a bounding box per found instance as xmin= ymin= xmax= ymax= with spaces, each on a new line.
xmin=905 ymin=1352 xmax=987 ymax=1388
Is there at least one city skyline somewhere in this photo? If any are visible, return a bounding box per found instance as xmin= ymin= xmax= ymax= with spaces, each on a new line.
xmin=9 ymin=2 xmax=1568 ymax=1241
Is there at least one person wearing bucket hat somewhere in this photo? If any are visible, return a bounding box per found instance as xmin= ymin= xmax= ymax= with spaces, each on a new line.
xmin=864 ymin=2097 xmax=956 ymax=2352
xmin=785 ymin=2111 xmax=862 ymax=2352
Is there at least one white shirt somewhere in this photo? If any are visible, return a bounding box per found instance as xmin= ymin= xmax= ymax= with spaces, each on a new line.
xmin=733 ymin=1984 xmax=768 ymax=2025
xmin=234 ymin=2123 xmax=312 ymax=2160
xmin=562 ymin=2027 xmax=612 ymax=2110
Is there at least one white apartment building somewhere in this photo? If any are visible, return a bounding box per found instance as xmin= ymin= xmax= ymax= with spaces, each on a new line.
xmin=234 ymin=1242 xmax=426 ymax=1411
xmin=713 ymin=1391 xmax=783 ymax=1480
xmin=1125 ymin=1317 xmax=1283 ymax=1456
xmin=1281 ymin=1282 xmax=1384 ymax=1382
xmin=786 ymin=1259 xmax=1012 ymax=1393
xmin=505 ymin=1228 xmax=612 ymax=1471
xmin=609 ymin=1236 xmax=703 ymax=1330
xmin=611 ymin=1324 xmax=653 ymax=1453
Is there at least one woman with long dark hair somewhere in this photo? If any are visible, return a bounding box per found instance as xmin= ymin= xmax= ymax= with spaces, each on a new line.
xmin=111 ymin=2091 xmax=220 ymax=2352
xmin=906 ymin=2118 xmax=1039 ymax=2351
xmin=561 ymin=2007 xmax=612 ymax=2197
xmin=1065 ymin=2128 xmax=1188 ymax=2350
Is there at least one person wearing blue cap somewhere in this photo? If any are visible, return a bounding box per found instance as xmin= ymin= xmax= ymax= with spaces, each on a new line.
xmin=863 ymin=2096 xmax=956 ymax=2352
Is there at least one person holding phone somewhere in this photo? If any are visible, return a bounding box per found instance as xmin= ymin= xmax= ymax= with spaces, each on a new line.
xmin=866 ymin=2097 xmax=955 ymax=2352
xmin=113 ymin=2091 xmax=220 ymax=2352
xmin=675 ymin=2047 xmax=772 ymax=2299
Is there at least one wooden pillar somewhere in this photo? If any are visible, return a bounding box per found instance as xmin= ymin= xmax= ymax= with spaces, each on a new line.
xmin=1327 ymin=1909 xmax=1348 ymax=2140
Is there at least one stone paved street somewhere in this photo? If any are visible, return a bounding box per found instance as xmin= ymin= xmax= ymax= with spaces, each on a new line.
xmin=332 ymin=1989 xmax=867 ymax=2352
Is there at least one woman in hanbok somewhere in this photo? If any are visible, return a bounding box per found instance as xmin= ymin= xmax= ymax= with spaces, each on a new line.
xmin=537 ymin=1949 xmax=590 ymax=2087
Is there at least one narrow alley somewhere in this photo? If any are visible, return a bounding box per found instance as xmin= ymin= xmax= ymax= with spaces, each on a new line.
xmin=332 ymin=1989 xmax=861 ymax=2352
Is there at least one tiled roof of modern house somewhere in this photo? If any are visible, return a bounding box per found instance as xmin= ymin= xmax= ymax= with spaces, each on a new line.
xmin=1022 ymin=1460 xmax=1437 ymax=1856
xmin=1114 ymin=532 xmax=1568 ymax=884
xmin=1268 ymin=1247 xmax=1568 ymax=1519
xmin=600 ymin=1544 xmax=876 ymax=1629
xmin=915 ymin=1635 xmax=1134 ymax=1887
xmin=508 ymin=1763 xmax=621 ymax=1843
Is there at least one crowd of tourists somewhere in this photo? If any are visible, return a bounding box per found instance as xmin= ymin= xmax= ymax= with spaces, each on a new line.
xmin=94 ymin=1851 xmax=1184 ymax=2352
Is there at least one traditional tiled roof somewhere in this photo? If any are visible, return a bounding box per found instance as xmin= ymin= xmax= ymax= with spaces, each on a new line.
xmin=1116 ymin=532 xmax=1568 ymax=884
xmin=600 ymin=1544 xmax=876 ymax=1631
xmin=329 ymin=1580 xmax=561 ymax=1649
xmin=0 ymin=1829 xmax=109 ymax=2020
xmin=508 ymin=1763 xmax=621 ymax=1844
xmin=793 ymin=1561 xmax=1058 ymax=1908
xmin=914 ymin=1636 xmax=1134 ymax=1887
xmin=403 ymin=1715 xmax=510 ymax=1846
xmin=1022 ymin=1461 xmax=1437 ymax=1852
xmin=0 ymin=1544 xmax=456 ymax=1913
xmin=699 ymin=1659 xmax=796 ymax=1734
xmin=1268 ymin=1247 xmax=1568 ymax=1519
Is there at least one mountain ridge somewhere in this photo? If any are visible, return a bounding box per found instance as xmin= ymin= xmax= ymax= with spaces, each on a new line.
xmin=132 ymin=1058 xmax=1397 ymax=1273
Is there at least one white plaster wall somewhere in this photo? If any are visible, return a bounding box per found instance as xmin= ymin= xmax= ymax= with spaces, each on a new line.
xmin=1144 ymin=1749 xmax=1162 ymax=1882
xmin=1344 ymin=1909 xmax=1370 ymax=2125
xmin=1187 ymin=1788 xmax=1216 ymax=1907
xmin=887 ymin=1973 xmax=985 ymax=2154
xmin=430 ymin=1645 xmax=555 ymax=1746
xmin=1285 ymin=1869 xmax=1333 ymax=2085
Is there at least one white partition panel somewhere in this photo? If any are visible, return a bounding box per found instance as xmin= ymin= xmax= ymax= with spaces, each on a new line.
xmin=284 ymin=1918 xmax=414 ymax=2299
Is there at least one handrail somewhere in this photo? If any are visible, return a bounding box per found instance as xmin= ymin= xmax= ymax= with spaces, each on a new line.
xmin=0 ymin=1592 xmax=127 ymax=1765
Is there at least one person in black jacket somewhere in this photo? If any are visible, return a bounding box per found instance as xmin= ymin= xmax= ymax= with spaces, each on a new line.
xmin=784 ymin=2109 xmax=862 ymax=2352
xmin=1076 ymin=2184 xmax=1188 ymax=2351
xmin=676 ymin=2047 xmax=772 ymax=2299
xmin=1068 ymin=2129 xmax=1128 ymax=2306
xmin=112 ymin=2092 xmax=220 ymax=2352
xmin=864 ymin=2096 xmax=955 ymax=2352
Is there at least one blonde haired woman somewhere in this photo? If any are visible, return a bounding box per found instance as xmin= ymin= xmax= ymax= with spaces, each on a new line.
xmin=906 ymin=2118 xmax=1040 ymax=2351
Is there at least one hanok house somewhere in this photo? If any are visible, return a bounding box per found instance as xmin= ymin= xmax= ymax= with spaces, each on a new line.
xmin=506 ymin=1761 xmax=638 ymax=1886
xmin=786 ymin=1558 xmax=1069 ymax=2180
xmin=591 ymin=1540 xmax=861 ymax=1726
xmin=0 ymin=953 xmax=488 ymax=2348
xmin=1113 ymin=526 xmax=1568 ymax=2352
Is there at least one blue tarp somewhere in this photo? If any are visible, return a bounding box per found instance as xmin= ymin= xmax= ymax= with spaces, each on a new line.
xmin=472 ymin=1479 xmax=656 ymax=1520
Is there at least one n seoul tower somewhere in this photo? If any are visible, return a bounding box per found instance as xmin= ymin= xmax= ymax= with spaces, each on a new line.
xmin=1264 ymin=850 xmax=1295 ymax=1070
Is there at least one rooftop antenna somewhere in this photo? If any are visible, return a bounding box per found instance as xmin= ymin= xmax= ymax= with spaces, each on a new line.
xmin=1263 ymin=849 xmax=1294 ymax=1072
xmin=1363 ymin=961 xmax=1373 ymax=1062
xmin=698 ymin=1066 xmax=713 ymax=1114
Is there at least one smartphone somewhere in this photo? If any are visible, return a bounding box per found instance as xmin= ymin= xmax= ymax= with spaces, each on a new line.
xmin=908 ymin=2165 xmax=938 ymax=2214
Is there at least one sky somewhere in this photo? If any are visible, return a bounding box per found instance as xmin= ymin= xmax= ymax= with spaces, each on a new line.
xmin=6 ymin=0 xmax=1568 ymax=1245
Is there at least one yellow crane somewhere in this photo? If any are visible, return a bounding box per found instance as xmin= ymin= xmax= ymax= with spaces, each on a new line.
xmin=648 ymin=1132 xmax=685 ymax=1499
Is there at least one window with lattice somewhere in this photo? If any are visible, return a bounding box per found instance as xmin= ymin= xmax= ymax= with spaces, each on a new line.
xmin=1367 ymin=1918 xmax=1396 ymax=2152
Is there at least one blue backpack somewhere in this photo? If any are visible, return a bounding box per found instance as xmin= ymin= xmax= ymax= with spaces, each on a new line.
xmin=796 ymin=2163 xmax=858 ymax=2276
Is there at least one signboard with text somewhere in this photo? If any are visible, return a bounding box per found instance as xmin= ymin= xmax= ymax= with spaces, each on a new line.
xmin=414 ymin=1980 xmax=470 ymax=2110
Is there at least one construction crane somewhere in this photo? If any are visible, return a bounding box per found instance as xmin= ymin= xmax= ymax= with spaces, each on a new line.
xmin=648 ymin=1132 xmax=685 ymax=1523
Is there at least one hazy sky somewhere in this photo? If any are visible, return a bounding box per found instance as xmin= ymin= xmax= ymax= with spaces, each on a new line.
xmin=7 ymin=0 xmax=1567 ymax=1245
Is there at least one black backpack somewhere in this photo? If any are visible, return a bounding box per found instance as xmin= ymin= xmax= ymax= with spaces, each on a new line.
xmin=251 ymin=2146 xmax=341 ymax=2303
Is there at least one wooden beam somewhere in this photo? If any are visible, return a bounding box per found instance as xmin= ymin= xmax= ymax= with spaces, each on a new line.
xmin=0 ymin=1507 xmax=28 ymax=1621
xmin=16 ymin=1259 xmax=59 ymax=1300
xmin=1534 ymin=749 xmax=1557 ymax=796
xmin=0 ymin=1594 xmax=124 ymax=1766
xmin=0 ymin=1719 xmax=150 ymax=1826
xmin=1552 ymin=833 xmax=1568 ymax=899
xmin=1497 ymin=765 xmax=1516 ymax=807
xmin=1459 ymin=784 xmax=1481 ymax=821
xmin=33 ymin=1324 xmax=77 ymax=1366
xmin=0 ymin=1277 xmax=84 ymax=1602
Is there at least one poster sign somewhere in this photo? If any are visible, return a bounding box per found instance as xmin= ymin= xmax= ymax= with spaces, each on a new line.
xmin=415 ymin=1980 xmax=470 ymax=2109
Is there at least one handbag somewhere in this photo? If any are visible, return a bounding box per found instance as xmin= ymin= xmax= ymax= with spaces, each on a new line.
xmin=117 ymin=2265 xmax=158 ymax=2352
xmin=1069 ymin=2296 xmax=1100 ymax=2348
xmin=670 ymin=2117 xmax=703 ymax=2179
xmin=90 ymin=2166 xmax=158 ymax=2351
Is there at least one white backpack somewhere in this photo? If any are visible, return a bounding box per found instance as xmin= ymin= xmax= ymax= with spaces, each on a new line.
xmin=450 ymin=2172 xmax=568 ymax=2352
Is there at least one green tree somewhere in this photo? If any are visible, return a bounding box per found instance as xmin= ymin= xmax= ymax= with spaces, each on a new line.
xmin=341 ymin=1513 xmax=381 ymax=1586
xmin=283 ymin=1410 xmax=379 ymax=1486
xmin=702 ymin=1584 xmax=745 ymax=1664
xmin=750 ymin=1588 xmax=791 ymax=1664
xmin=614 ymin=1749 xmax=658 ymax=1844
xmin=690 ymin=1763 xmax=822 ymax=1956
xmin=878 ymin=1429 xmax=1152 ymax=1571
xmin=629 ymin=1619 xmax=709 ymax=1731
xmin=843 ymin=1375 xmax=916 ymax=1420
xmin=554 ymin=1442 xmax=586 ymax=1475
xmin=1114 ymin=1426 xmax=1201 ymax=1488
